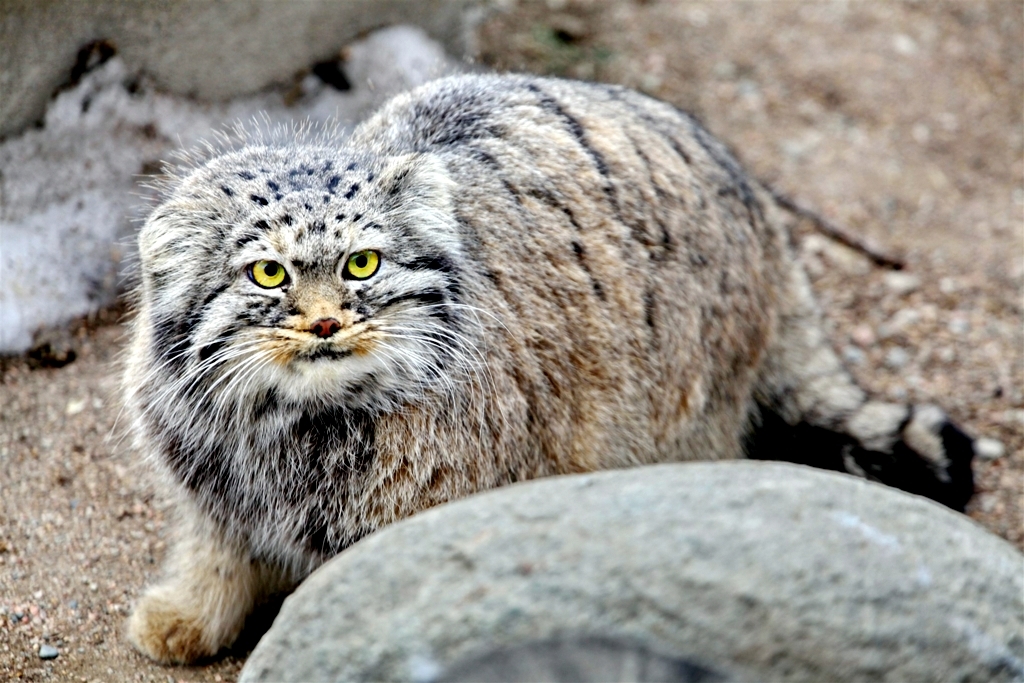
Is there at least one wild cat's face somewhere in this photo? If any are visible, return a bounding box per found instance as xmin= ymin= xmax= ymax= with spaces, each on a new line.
xmin=137 ymin=146 xmax=467 ymax=408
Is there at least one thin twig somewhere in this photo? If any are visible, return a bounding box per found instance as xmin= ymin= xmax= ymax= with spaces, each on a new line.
xmin=770 ymin=189 xmax=906 ymax=270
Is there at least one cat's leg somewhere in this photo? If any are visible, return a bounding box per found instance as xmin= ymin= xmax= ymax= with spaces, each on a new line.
xmin=127 ymin=500 xmax=292 ymax=664
xmin=749 ymin=253 xmax=975 ymax=511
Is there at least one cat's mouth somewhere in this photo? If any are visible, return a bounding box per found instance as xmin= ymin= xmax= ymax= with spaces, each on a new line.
xmin=259 ymin=322 xmax=380 ymax=364
xmin=275 ymin=335 xmax=382 ymax=367
xmin=297 ymin=346 xmax=354 ymax=362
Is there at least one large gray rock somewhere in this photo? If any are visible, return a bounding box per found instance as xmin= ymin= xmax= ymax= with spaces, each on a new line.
xmin=240 ymin=462 xmax=1024 ymax=683
xmin=0 ymin=0 xmax=482 ymax=140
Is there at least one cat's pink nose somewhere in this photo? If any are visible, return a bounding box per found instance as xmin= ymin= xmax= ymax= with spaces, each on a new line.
xmin=309 ymin=318 xmax=341 ymax=339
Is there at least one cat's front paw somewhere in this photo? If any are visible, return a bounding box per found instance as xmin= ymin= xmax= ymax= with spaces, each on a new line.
xmin=127 ymin=589 xmax=221 ymax=665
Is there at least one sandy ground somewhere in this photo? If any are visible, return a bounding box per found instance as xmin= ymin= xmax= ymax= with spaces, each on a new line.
xmin=1 ymin=1 xmax=1021 ymax=681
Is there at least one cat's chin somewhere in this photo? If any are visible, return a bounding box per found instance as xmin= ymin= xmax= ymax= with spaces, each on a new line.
xmin=267 ymin=354 xmax=403 ymax=408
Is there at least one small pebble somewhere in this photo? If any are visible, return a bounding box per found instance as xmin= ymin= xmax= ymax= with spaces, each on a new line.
xmin=38 ymin=644 xmax=59 ymax=660
xmin=737 ymin=79 xmax=760 ymax=98
xmin=851 ymin=324 xmax=876 ymax=347
xmin=948 ymin=317 xmax=970 ymax=335
xmin=912 ymin=123 xmax=931 ymax=145
xmin=68 ymin=599 xmax=78 ymax=610
xmin=65 ymin=399 xmax=86 ymax=416
xmin=975 ymin=438 xmax=1006 ymax=461
xmin=883 ymin=272 xmax=921 ymax=296
xmin=893 ymin=33 xmax=918 ymax=55
xmin=878 ymin=308 xmax=921 ymax=339
xmin=842 ymin=346 xmax=866 ymax=366
xmin=713 ymin=60 xmax=737 ymax=79
xmin=885 ymin=347 xmax=910 ymax=369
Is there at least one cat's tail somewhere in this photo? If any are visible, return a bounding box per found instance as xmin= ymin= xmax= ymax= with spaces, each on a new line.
xmin=746 ymin=186 xmax=975 ymax=511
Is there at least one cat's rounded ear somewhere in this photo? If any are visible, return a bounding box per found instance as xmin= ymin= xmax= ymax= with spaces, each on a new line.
xmin=376 ymin=154 xmax=455 ymax=212
xmin=375 ymin=153 xmax=463 ymax=258
xmin=137 ymin=206 xmax=191 ymax=271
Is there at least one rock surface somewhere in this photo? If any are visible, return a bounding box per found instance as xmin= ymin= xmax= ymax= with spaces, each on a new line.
xmin=0 ymin=0 xmax=481 ymax=139
xmin=240 ymin=462 xmax=1024 ymax=683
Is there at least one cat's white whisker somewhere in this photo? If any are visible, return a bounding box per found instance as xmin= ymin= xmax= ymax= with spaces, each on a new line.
xmin=191 ymin=349 xmax=271 ymax=419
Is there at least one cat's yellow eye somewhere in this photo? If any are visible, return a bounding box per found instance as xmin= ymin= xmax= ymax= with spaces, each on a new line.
xmin=345 ymin=250 xmax=380 ymax=280
xmin=249 ymin=260 xmax=287 ymax=288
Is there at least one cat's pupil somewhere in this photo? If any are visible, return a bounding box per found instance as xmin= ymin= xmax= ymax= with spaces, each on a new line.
xmin=354 ymin=255 xmax=367 ymax=269
xmin=264 ymin=262 xmax=279 ymax=277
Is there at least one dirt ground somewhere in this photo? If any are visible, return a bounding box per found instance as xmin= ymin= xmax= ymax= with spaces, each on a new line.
xmin=1 ymin=1 xmax=1021 ymax=681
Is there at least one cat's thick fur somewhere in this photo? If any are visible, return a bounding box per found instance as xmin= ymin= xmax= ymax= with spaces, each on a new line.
xmin=124 ymin=74 xmax=975 ymax=663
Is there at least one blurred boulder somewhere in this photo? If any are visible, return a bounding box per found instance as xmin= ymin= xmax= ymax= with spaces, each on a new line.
xmin=239 ymin=461 xmax=1024 ymax=683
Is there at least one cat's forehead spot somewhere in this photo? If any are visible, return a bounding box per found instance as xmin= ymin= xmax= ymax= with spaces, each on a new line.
xmin=179 ymin=147 xmax=397 ymax=261
xmin=251 ymin=206 xmax=381 ymax=265
xmin=267 ymin=231 xmax=289 ymax=255
xmin=203 ymin=147 xmax=372 ymax=209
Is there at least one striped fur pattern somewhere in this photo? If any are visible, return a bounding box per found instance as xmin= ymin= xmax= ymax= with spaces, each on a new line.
xmin=124 ymin=75 xmax=975 ymax=663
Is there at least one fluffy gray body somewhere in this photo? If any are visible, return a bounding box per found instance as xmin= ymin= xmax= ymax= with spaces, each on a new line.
xmin=124 ymin=74 xmax=975 ymax=663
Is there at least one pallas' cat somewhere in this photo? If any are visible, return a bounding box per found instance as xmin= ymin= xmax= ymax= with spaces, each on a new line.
xmin=124 ymin=74 xmax=976 ymax=663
